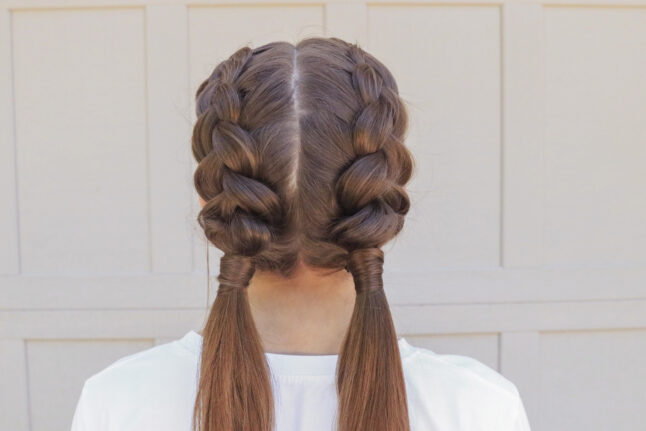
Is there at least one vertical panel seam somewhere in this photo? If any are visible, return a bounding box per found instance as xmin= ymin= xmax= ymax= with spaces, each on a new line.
xmin=499 ymin=3 xmax=505 ymax=269
xmin=23 ymin=339 xmax=32 ymax=431
xmin=9 ymin=8 xmax=22 ymax=273
xmin=143 ymin=6 xmax=153 ymax=273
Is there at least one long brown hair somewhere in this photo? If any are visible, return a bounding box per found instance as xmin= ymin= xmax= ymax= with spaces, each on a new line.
xmin=191 ymin=36 xmax=415 ymax=431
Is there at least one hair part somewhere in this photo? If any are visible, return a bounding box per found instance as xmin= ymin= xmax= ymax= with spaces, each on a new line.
xmin=191 ymin=36 xmax=414 ymax=431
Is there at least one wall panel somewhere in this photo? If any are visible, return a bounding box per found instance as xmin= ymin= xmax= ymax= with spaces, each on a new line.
xmin=11 ymin=7 xmax=149 ymax=274
xmin=539 ymin=329 xmax=646 ymax=430
xmin=542 ymin=6 xmax=646 ymax=266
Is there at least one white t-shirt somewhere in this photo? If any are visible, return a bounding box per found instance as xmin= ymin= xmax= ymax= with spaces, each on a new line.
xmin=70 ymin=330 xmax=531 ymax=431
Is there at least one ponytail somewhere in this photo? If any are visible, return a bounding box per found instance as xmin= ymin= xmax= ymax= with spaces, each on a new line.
xmin=336 ymin=248 xmax=410 ymax=431
xmin=193 ymin=253 xmax=274 ymax=431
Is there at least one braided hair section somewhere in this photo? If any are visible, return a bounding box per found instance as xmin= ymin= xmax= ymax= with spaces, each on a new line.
xmin=193 ymin=46 xmax=285 ymax=260
xmin=334 ymin=42 xmax=412 ymax=431
xmin=191 ymin=46 xmax=278 ymax=431
xmin=330 ymin=42 xmax=412 ymax=252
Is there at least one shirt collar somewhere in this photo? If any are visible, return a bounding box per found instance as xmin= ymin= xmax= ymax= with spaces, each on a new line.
xmin=178 ymin=329 xmax=415 ymax=377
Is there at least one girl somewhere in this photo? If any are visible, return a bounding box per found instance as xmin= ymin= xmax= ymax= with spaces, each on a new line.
xmin=71 ymin=36 xmax=530 ymax=431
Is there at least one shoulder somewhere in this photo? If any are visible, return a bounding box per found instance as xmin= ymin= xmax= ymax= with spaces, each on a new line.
xmin=402 ymin=343 xmax=519 ymax=398
xmin=84 ymin=338 xmax=197 ymax=393
xmin=72 ymin=336 xmax=199 ymax=430
xmin=401 ymin=340 xmax=529 ymax=430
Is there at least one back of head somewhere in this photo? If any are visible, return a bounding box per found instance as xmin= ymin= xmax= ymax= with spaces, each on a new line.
xmin=191 ymin=36 xmax=414 ymax=431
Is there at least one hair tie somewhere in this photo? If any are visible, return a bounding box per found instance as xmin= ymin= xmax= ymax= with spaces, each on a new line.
xmin=346 ymin=247 xmax=384 ymax=294
xmin=217 ymin=253 xmax=255 ymax=291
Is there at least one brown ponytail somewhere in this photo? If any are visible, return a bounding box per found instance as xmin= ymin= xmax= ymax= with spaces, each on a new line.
xmin=191 ymin=37 xmax=414 ymax=431
xmin=335 ymin=248 xmax=410 ymax=430
xmin=195 ymin=254 xmax=273 ymax=431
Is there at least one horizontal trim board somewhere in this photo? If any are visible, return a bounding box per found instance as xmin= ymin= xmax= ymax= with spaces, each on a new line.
xmin=2 ymin=299 xmax=646 ymax=337
xmin=5 ymin=0 xmax=646 ymax=10
xmin=2 ymin=266 xmax=646 ymax=309
xmin=392 ymin=300 xmax=646 ymax=333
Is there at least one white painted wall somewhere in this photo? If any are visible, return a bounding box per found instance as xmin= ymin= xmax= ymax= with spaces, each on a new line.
xmin=1 ymin=1 xmax=645 ymax=430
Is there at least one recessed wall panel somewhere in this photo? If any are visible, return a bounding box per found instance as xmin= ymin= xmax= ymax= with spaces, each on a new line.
xmin=539 ymin=328 xmax=646 ymax=430
xmin=12 ymin=8 xmax=149 ymax=274
xmin=543 ymin=7 xmax=646 ymax=266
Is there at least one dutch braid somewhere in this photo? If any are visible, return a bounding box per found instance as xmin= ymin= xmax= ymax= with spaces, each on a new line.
xmin=330 ymin=44 xmax=411 ymax=252
xmin=193 ymin=46 xmax=284 ymax=260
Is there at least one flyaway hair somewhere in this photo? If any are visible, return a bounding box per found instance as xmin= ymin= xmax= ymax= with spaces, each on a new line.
xmin=191 ymin=37 xmax=415 ymax=431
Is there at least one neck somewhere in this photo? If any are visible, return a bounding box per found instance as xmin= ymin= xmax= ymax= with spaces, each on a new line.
xmin=199 ymin=261 xmax=357 ymax=355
